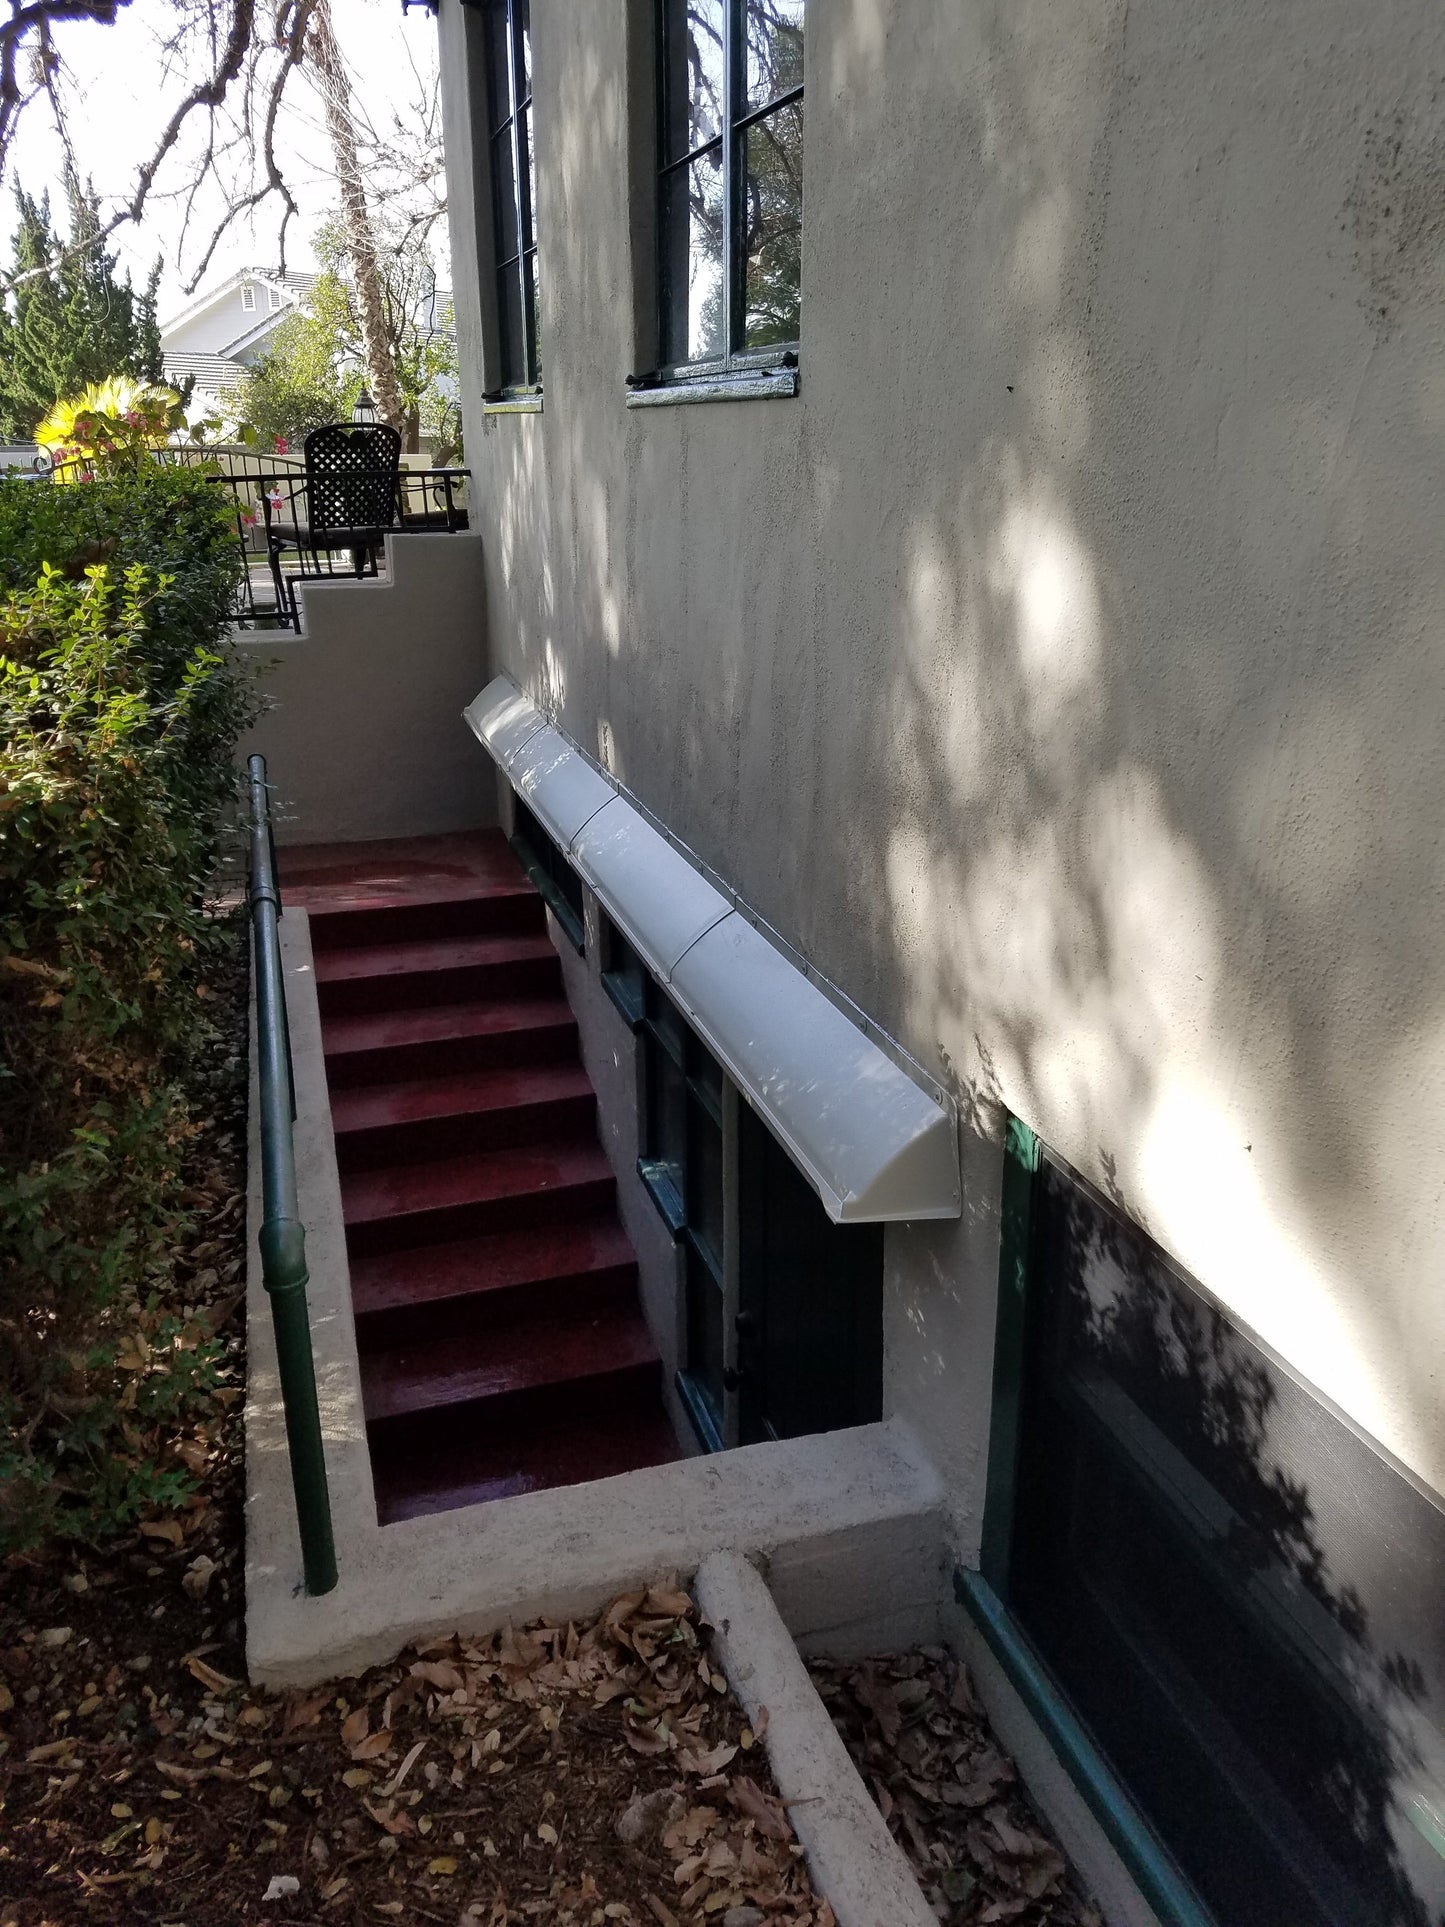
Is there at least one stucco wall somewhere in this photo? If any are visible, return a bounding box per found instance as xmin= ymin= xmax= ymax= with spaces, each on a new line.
xmin=238 ymin=533 xmax=495 ymax=845
xmin=439 ymin=0 xmax=1445 ymax=1515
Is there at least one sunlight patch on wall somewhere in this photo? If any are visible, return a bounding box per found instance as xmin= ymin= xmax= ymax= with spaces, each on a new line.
xmin=988 ymin=492 xmax=1102 ymax=752
xmin=1139 ymin=1078 xmax=1399 ymax=1467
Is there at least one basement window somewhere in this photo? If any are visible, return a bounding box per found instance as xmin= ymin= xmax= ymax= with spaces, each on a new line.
xmin=638 ymin=975 xmax=881 ymax=1457
xmin=969 ymin=1122 xmax=1445 ymax=1927
xmin=601 ymin=917 xmax=648 ymax=1029
xmin=647 ymin=0 xmax=803 ymax=398
xmin=510 ymin=798 xmax=583 ymax=951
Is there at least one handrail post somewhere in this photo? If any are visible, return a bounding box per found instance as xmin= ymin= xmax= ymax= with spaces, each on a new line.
xmin=248 ymin=754 xmax=337 ymax=1596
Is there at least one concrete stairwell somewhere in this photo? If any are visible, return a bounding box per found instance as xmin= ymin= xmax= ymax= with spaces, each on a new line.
xmin=282 ymin=832 xmax=681 ymax=1525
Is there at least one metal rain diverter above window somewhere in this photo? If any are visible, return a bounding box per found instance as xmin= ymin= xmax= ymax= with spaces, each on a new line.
xmin=464 ymin=675 xmax=960 ymax=1227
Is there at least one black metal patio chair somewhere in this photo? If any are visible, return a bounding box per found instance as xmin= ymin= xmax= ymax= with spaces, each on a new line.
xmin=265 ymin=421 xmax=402 ymax=623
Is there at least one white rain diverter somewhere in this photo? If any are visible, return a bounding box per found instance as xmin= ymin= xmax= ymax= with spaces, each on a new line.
xmin=463 ymin=677 xmax=546 ymax=771
xmin=670 ymin=914 xmax=960 ymax=1224
xmin=509 ymin=725 xmax=617 ymax=850
xmin=571 ymin=800 xmax=731 ymax=981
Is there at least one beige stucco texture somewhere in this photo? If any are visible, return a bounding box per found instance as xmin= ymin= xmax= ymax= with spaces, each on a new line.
xmin=441 ymin=0 xmax=1445 ymax=1512
xmin=238 ymin=532 xmax=495 ymax=845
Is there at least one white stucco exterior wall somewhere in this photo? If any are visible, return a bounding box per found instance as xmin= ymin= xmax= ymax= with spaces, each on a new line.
xmin=438 ymin=0 xmax=1445 ymax=1532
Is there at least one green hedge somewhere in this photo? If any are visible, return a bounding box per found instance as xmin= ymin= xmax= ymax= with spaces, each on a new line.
xmin=0 ymin=468 xmax=258 ymax=1550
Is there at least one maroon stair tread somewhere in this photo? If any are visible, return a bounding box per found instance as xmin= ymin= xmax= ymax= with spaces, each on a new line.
xmin=351 ymin=1218 xmax=636 ymax=1322
xmin=343 ymin=1141 xmax=611 ymax=1227
xmin=372 ymin=1407 xmax=683 ymax=1525
xmin=280 ymin=830 xmax=525 ymax=906
xmin=313 ymin=931 xmax=556 ymax=985
xmin=331 ymin=1062 xmax=593 ymax=1137
xmin=361 ymin=1301 xmax=660 ymax=1424
xmin=323 ymin=996 xmax=575 ymax=1058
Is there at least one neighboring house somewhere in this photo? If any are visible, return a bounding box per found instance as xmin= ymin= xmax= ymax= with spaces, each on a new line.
xmin=160 ymin=267 xmax=317 ymax=415
xmin=261 ymin=3 xmax=1441 ymax=1923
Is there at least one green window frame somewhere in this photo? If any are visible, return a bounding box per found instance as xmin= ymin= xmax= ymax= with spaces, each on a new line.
xmin=654 ymin=0 xmax=804 ymax=381
xmin=482 ymin=0 xmax=541 ymax=395
xmin=965 ymin=1119 xmax=1445 ymax=1927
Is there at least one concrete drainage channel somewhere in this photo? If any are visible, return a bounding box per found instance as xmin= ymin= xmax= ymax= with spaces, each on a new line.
xmin=695 ymin=1552 xmax=940 ymax=1927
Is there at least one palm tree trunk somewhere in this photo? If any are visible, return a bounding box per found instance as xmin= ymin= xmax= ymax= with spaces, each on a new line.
xmin=307 ymin=0 xmax=405 ymax=436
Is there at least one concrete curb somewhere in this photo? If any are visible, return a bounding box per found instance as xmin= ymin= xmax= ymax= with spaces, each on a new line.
xmin=694 ymin=1551 xmax=938 ymax=1927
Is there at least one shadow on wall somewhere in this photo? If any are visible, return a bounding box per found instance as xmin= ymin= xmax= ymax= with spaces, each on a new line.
xmin=468 ymin=0 xmax=1445 ymax=1496
xmin=1014 ymin=1154 xmax=1445 ymax=1925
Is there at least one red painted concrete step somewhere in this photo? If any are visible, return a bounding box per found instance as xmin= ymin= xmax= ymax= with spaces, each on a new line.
xmin=342 ymin=1140 xmax=616 ymax=1256
xmin=315 ymin=931 xmax=561 ymax=1017
xmin=285 ymin=828 xmax=682 ymax=1521
xmin=321 ymin=996 xmax=579 ymax=1087
xmin=371 ymin=1407 xmax=682 ymax=1525
xmin=330 ymin=1063 xmax=596 ymax=1172
xmin=362 ymin=1300 xmax=660 ymax=1429
xmin=350 ymin=1218 xmax=637 ymax=1342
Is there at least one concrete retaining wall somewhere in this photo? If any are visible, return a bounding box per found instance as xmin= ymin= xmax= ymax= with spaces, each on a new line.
xmin=237 ymin=533 xmax=494 ymax=845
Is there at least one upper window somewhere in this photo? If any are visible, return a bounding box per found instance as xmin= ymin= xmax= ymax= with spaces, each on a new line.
xmin=240 ymin=284 xmax=257 ymax=312
xmin=655 ymin=0 xmax=803 ymax=377
xmin=484 ymin=0 xmax=541 ymax=393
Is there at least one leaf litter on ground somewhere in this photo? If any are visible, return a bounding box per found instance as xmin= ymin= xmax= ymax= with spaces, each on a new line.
xmin=807 ymin=1649 xmax=1103 ymax=1926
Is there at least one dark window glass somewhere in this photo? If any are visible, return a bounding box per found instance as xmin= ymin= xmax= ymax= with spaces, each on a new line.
xmin=484 ymin=0 xmax=540 ymax=391
xmin=602 ymin=920 xmax=648 ymax=1027
xmin=656 ymin=0 xmax=803 ymax=375
xmin=742 ymin=100 xmax=802 ymax=347
xmin=745 ymin=0 xmax=803 ymax=108
xmin=736 ymin=1099 xmax=882 ymax=1444
xmin=688 ymin=1101 xmax=724 ymax=1269
xmin=685 ymin=1245 xmax=726 ymax=1436
xmin=510 ymin=800 xmax=582 ymax=947
xmin=1006 ymin=1144 xmax=1445 ymax=1927
xmin=658 ymin=153 xmax=726 ymax=364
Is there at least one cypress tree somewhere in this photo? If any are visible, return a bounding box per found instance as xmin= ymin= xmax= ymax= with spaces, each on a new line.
xmin=0 ymin=176 xmax=165 ymax=441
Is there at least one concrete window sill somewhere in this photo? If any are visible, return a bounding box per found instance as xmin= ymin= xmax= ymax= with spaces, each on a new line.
xmin=626 ymin=369 xmax=798 ymax=409
xmin=482 ymin=393 xmax=543 ymax=416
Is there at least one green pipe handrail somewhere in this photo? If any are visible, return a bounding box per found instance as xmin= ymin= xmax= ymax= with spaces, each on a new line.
xmin=248 ymin=754 xmax=338 ymax=1596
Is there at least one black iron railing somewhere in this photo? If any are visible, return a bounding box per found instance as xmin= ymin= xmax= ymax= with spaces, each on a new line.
xmin=248 ymin=754 xmax=337 ymax=1596
xmin=49 ymin=445 xmax=470 ymax=630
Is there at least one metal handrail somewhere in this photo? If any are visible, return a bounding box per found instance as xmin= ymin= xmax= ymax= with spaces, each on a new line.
xmin=248 ymin=754 xmax=337 ymax=1596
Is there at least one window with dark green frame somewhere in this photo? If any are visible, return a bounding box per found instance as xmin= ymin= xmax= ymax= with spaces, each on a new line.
xmin=510 ymin=799 xmax=582 ymax=949
xmin=972 ymin=1121 xmax=1445 ymax=1927
xmin=655 ymin=0 xmax=804 ymax=377
xmin=638 ymin=981 xmax=727 ymax=1447
xmin=483 ymin=0 xmax=540 ymax=393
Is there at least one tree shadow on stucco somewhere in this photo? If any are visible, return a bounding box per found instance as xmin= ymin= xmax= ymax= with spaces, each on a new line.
xmin=1013 ymin=1155 xmax=1445 ymax=1927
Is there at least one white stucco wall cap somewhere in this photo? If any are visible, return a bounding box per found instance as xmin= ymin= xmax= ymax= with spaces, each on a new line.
xmin=463 ymin=675 xmax=547 ymax=770
xmin=509 ymin=724 xmax=617 ymax=848
xmin=571 ymin=796 xmax=732 ymax=978
xmin=671 ymin=911 xmax=961 ymax=1224
xmin=464 ymin=676 xmax=960 ymax=1225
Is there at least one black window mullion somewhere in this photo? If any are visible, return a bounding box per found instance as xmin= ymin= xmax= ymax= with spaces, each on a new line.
xmin=722 ymin=0 xmax=742 ymax=359
xmin=507 ymin=1 xmax=536 ymax=386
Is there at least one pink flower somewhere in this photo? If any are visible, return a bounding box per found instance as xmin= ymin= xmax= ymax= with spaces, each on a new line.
xmin=125 ymin=410 xmax=143 ymax=430
xmin=273 ymin=435 xmax=289 ymax=455
xmin=239 ymin=508 xmax=257 ymax=528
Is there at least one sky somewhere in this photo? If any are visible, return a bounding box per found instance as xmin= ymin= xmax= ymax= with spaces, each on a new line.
xmin=4 ymin=0 xmax=447 ymax=326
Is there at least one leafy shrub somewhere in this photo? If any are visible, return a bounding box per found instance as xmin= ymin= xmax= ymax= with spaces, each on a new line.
xmin=0 ymin=468 xmax=257 ymax=1550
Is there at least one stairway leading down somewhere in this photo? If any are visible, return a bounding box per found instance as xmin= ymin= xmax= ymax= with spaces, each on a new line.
xmin=281 ymin=832 xmax=682 ymax=1525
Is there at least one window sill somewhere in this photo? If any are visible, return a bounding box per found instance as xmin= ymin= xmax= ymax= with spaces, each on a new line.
xmin=602 ymin=969 xmax=646 ymax=1030
xmin=625 ymin=368 xmax=798 ymax=409
xmin=952 ymin=1569 xmax=1213 ymax=1927
xmin=483 ymin=392 xmax=543 ymax=416
xmin=638 ymin=1158 xmax=686 ymax=1237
